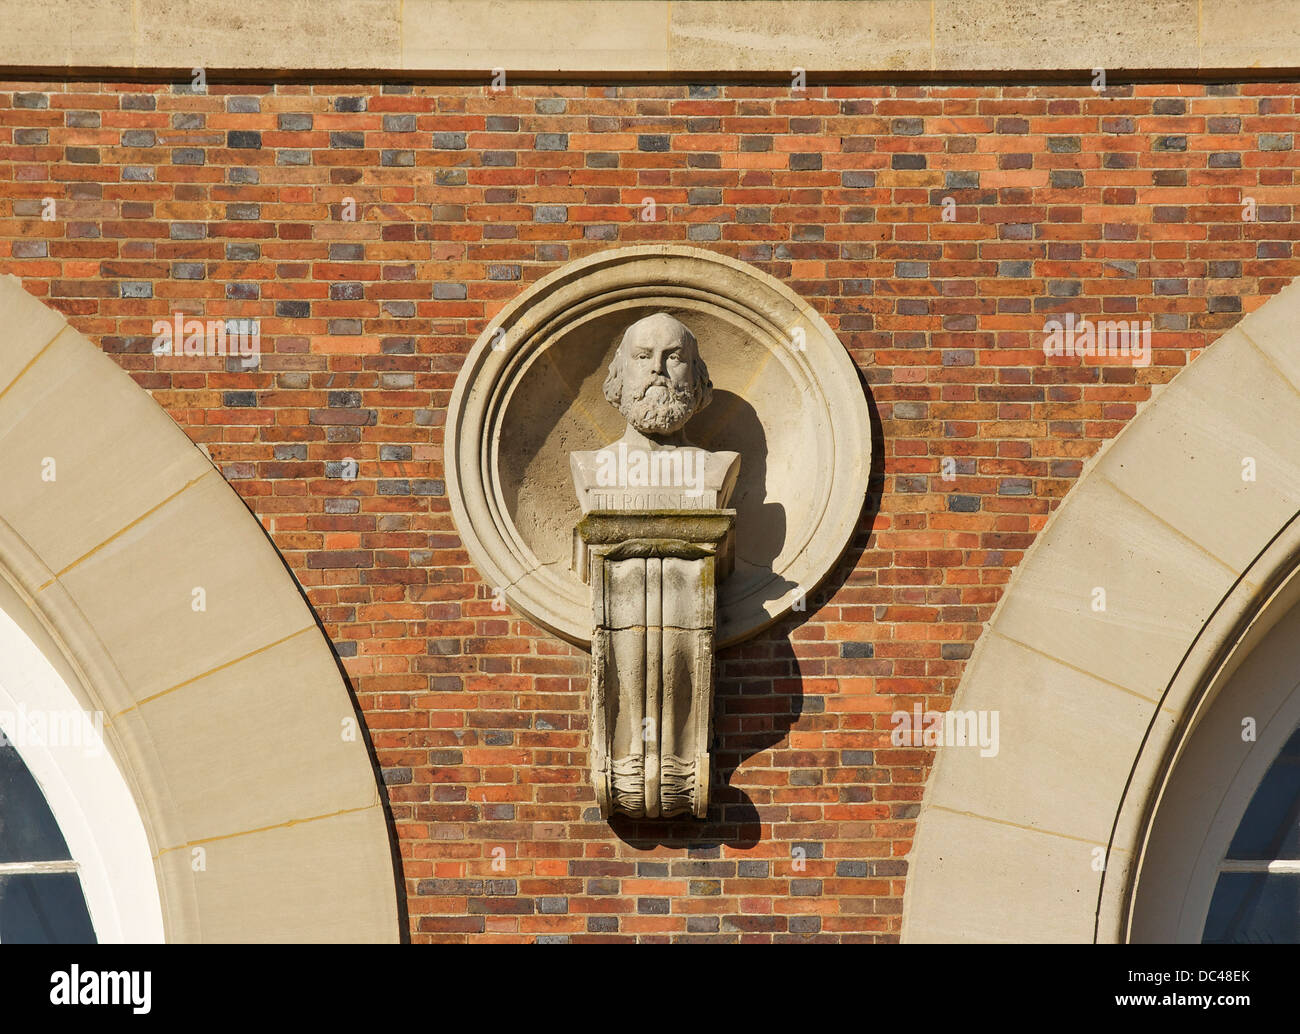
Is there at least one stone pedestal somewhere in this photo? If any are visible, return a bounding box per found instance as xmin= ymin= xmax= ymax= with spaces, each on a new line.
xmin=578 ymin=510 xmax=735 ymax=819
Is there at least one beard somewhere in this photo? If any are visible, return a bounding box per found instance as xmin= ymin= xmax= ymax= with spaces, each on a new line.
xmin=619 ymin=380 xmax=699 ymax=434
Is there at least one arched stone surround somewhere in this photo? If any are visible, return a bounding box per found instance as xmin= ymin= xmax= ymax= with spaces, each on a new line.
xmin=0 ymin=275 xmax=402 ymax=942
xmin=904 ymin=276 xmax=1300 ymax=942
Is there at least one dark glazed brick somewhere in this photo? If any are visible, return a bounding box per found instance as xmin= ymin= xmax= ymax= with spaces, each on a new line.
xmin=1 ymin=79 xmax=1286 ymax=948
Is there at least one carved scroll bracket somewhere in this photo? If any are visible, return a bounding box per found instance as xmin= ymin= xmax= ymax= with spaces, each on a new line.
xmin=580 ymin=510 xmax=735 ymax=819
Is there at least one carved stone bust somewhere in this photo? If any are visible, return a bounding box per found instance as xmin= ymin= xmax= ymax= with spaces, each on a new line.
xmin=446 ymin=245 xmax=872 ymax=649
xmin=570 ymin=312 xmax=740 ymax=513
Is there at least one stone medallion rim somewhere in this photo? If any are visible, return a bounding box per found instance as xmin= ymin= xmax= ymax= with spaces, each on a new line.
xmin=445 ymin=244 xmax=871 ymax=648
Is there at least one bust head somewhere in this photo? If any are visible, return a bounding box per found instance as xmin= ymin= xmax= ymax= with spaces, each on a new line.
xmin=602 ymin=313 xmax=713 ymax=436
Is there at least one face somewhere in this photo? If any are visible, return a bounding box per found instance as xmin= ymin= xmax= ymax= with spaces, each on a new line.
xmin=625 ymin=326 xmax=696 ymax=398
xmin=614 ymin=317 xmax=703 ymax=435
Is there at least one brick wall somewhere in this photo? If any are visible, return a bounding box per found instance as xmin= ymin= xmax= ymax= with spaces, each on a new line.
xmin=1 ymin=79 xmax=1297 ymax=942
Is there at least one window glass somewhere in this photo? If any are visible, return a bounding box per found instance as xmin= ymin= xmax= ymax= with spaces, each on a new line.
xmin=1202 ymin=724 xmax=1300 ymax=944
xmin=1226 ymin=726 xmax=1300 ymax=860
xmin=0 ymin=739 xmax=95 ymax=944
xmin=0 ymin=740 xmax=73 ymax=863
xmin=1203 ymin=873 xmax=1300 ymax=945
xmin=0 ymin=873 xmax=95 ymax=944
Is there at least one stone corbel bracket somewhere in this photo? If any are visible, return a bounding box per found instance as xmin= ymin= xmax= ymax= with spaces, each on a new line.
xmin=580 ymin=510 xmax=735 ymax=819
xmin=445 ymin=247 xmax=872 ymax=822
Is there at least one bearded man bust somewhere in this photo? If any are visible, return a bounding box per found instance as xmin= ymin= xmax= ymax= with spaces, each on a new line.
xmin=570 ymin=312 xmax=739 ymax=819
xmin=570 ymin=312 xmax=740 ymax=515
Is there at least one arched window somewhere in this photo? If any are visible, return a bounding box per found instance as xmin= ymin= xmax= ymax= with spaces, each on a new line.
xmin=0 ymin=588 xmax=164 ymax=943
xmin=0 ymin=738 xmax=95 ymax=943
xmin=1202 ymin=724 xmax=1300 ymax=944
xmin=1129 ymin=589 xmax=1300 ymax=943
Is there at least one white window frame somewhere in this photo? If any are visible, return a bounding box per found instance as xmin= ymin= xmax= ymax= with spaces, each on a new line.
xmin=0 ymin=594 xmax=164 ymax=943
xmin=1128 ymin=588 xmax=1300 ymax=942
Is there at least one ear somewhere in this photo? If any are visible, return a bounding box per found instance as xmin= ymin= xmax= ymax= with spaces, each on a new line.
xmin=693 ymin=354 xmax=713 ymax=408
xmin=696 ymin=371 xmax=714 ymax=411
xmin=602 ymin=354 xmax=622 ymax=406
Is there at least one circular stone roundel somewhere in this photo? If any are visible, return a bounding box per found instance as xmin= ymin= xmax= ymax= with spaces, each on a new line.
xmin=446 ymin=245 xmax=871 ymax=648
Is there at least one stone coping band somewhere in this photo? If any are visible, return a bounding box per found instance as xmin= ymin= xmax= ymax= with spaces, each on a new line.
xmin=2 ymin=1 xmax=1299 ymax=79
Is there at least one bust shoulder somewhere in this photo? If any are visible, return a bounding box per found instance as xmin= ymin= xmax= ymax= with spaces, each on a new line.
xmin=570 ymin=441 xmax=740 ymax=513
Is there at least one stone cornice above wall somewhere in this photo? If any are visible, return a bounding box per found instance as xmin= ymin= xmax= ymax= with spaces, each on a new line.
xmin=2 ymin=0 xmax=1299 ymax=80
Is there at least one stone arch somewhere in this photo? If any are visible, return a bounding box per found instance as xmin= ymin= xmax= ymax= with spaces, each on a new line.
xmin=0 ymin=276 xmax=401 ymax=942
xmin=903 ymin=276 xmax=1300 ymax=943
